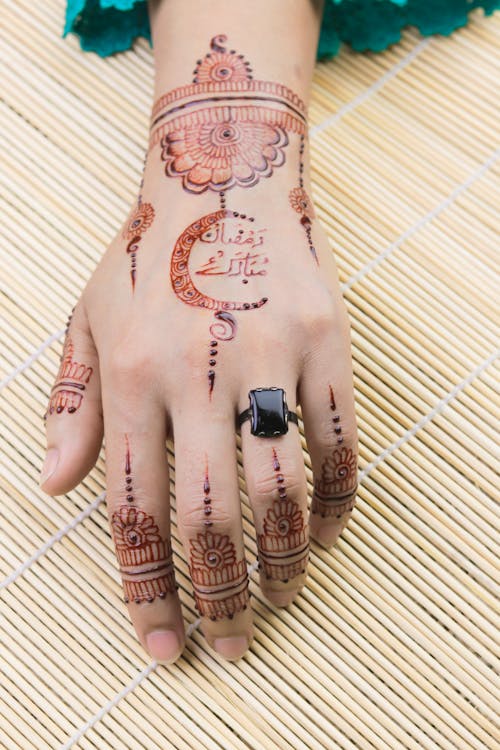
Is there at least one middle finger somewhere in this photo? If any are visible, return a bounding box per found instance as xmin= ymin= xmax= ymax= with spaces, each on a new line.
xmin=173 ymin=400 xmax=253 ymax=660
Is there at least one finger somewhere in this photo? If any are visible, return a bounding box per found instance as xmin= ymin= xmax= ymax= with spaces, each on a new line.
xmin=173 ymin=399 xmax=253 ymax=661
xmin=101 ymin=378 xmax=185 ymax=664
xmin=300 ymin=303 xmax=359 ymax=547
xmin=41 ymin=303 xmax=103 ymax=495
xmin=239 ymin=382 xmax=309 ymax=608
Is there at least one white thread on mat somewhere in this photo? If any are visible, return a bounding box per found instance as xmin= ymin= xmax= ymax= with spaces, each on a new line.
xmin=310 ymin=38 xmax=431 ymax=137
xmin=0 ymin=492 xmax=106 ymax=590
xmin=40 ymin=347 xmax=498 ymax=750
xmin=0 ymin=328 xmax=65 ymax=391
xmin=342 ymin=146 xmax=500 ymax=291
xmin=357 ymin=348 xmax=499 ymax=483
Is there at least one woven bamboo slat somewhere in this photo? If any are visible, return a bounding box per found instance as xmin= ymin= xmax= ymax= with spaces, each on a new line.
xmin=1 ymin=1 xmax=499 ymax=748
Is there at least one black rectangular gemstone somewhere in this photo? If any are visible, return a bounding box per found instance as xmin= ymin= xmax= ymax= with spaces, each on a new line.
xmin=249 ymin=388 xmax=288 ymax=437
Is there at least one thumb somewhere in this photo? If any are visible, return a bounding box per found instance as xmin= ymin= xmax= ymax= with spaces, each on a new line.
xmin=40 ymin=302 xmax=103 ymax=495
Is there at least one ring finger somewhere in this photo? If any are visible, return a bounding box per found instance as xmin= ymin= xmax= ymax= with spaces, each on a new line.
xmin=239 ymin=380 xmax=310 ymax=608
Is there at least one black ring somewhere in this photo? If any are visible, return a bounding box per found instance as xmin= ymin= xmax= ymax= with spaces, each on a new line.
xmin=237 ymin=388 xmax=298 ymax=437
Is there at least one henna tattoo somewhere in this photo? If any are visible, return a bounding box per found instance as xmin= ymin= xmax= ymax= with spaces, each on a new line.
xmin=112 ymin=436 xmax=177 ymax=604
xmin=150 ymin=35 xmax=306 ymax=193
xmin=171 ymin=210 xmax=268 ymax=312
xmin=310 ymin=387 xmax=358 ymax=517
xmin=289 ymin=134 xmax=318 ymax=264
xmin=209 ymin=311 xmax=237 ymax=341
xmin=123 ymin=202 xmax=155 ymax=290
xmin=45 ymin=333 xmax=93 ymax=418
xmin=311 ymin=447 xmax=358 ymax=518
xmin=172 ymin=210 xmax=268 ymax=396
xmin=207 ymin=338 xmax=218 ymax=397
xmin=257 ymin=449 xmax=309 ymax=582
xmin=125 ymin=434 xmax=134 ymax=502
xmin=189 ymin=465 xmax=250 ymax=620
xmin=112 ymin=505 xmax=177 ymax=604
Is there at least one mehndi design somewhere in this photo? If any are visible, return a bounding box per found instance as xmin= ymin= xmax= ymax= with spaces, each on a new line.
xmin=148 ymin=35 xmax=309 ymax=396
xmin=311 ymin=387 xmax=358 ymax=518
xmin=45 ymin=321 xmax=93 ymax=418
xmin=257 ymin=449 xmax=309 ymax=582
xmin=188 ymin=465 xmax=250 ymax=620
xmin=112 ymin=436 xmax=177 ymax=604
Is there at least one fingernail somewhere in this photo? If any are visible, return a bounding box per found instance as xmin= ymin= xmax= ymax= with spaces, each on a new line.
xmin=39 ymin=448 xmax=59 ymax=486
xmin=213 ymin=636 xmax=249 ymax=660
xmin=146 ymin=630 xmax=181 ymax=663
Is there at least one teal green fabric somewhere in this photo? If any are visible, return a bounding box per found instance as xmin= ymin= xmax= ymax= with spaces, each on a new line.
xmin=63 ymin=0 xmax=500 ymax=59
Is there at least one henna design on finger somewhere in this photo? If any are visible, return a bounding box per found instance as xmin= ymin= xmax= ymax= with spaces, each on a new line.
xmin=188 ymin=465 xmax=250 ymax=620
xmin=45 ymin=332 xmax=93 ymax=418
xmin=112 ymin=435 xmax=178 ymax=604
xmin=125 ymin=434 xmax=134 ymax=502
xmin=257 ymin=449 xmax=309 ymax=582
xmin=289 ymin=134 xmax=318 ymax=264
xmin=311 ymin=386 xmax=358 ymax=518
xmin=112 ymin=504 xmax=177 ymax=604
xmin=311 ymin=447 xmax=358 ymax=518
xmin=150 ymin=35 xmax=306 ymax=193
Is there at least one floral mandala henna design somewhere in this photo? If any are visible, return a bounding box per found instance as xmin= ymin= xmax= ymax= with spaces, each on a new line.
xmin=257 ymin=449 xmax=309 ymax=582
xmin=150 ymin=35 xmax=306 ymax=194
xmin=188 ymin=465 xmax=250 ymax=620
xmin=123 ymin=202 xmax=155 ymax=240
xmin=111 ymin=436 xmax=177 ymax=604
xmin=45 ymin=329 xmax=93 ymax=419
xmin=311 ymin=391 xmax=358 ymax=518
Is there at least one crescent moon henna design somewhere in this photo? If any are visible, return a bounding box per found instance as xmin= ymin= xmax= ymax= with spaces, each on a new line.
xmin=150 ymin=35 xmax=307 ymax=194
xmin=257 ymin=449 xmax=309 ymax=582
xmin=188 ymin=466 xmax=250 ymax=620
xmin=171 ymin=210 xmax=268 ymax=311
xmin=44 ymin=332 xmax=93 ymax=419
xmin=123 ymin=202 xmax=155 ymax=290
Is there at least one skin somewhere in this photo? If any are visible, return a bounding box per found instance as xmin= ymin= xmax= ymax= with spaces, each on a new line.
xmin=40 ymin=0 xmax=358 ymax=663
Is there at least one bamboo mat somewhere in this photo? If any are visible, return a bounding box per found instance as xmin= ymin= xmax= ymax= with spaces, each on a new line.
xmin=1 ymin=2 xmax=499 ymax=748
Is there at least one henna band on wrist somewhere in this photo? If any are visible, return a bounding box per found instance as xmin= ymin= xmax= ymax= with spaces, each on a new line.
xmin=238 ymin=388 xmax=298 ymax=437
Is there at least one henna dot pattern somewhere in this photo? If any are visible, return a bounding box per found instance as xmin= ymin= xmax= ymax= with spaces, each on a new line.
xmin=257 ymin=448 xmax=309 ymax=583
xmin=123 ymin=202 xmax=155 ymax=290
xmin=311 ymin=393 xmax=358 ymax=518
xmin=45 ymin=332 xmax=93 ymax=419
xmin=188 ymin=465 xmax=250 ymax=620
xmin=289 ymin=134 xmax=318 ymax=264
xmin=125 ymin=435 xmax=134 ymax=502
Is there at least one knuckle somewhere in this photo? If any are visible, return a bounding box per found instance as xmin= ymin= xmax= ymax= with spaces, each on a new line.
xmin=106 ymin=341 xmax=154 ymax=385
xmin=179 ymin=502 xmax=235 ymax=538
xmin=252 ymin=471 xmax=306 ymax=506
xmin=298 ymin=288 xmax=337 ymax=338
